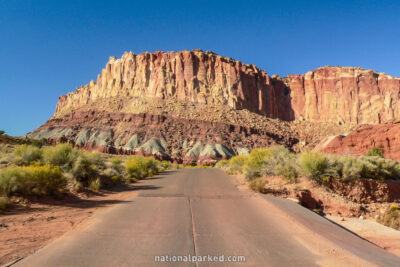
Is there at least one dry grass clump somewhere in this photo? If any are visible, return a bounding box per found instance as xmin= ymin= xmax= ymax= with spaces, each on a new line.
xmin=248 ymin=178 xmax=268 ymax=193
xmin=377 ymin=204 xmax=400 ymax=230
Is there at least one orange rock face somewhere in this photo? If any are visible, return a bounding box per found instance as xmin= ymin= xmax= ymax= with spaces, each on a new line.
xmin=287 ymin=67 xmax=400 ymax=124
xmin=55 ymin=50 xmax=292 ymax=120
xmin=319 ymin=122 xmax=400 ymax=161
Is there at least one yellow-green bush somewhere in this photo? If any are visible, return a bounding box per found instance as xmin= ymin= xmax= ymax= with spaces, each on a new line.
xmin=0 ymin=165 xmax=66 ymax=197
xmin=89 ymin=178 xmax=102 ymax=191
xmin=158 ymin=160 xmax=172 ymax=171
xmin=214 ymin=159 xmax=229 ymax=169
xmin=126 ymin=156 xmax=159 ymax=179
xmin=248 ymin=177 xmax=268 ymax=193
xmin=228 ymin=155 xmax=248 ymax=174
xmin=377 ymin=205 xmax=400 ymax=230
xmin=242 ymin=146 xmax=298 ymax=181
xmin=13 ymin=144 xmax=43 ymax=166
xmin=43 ymin=143 xmax=77 ymax=170
xmin=299 ymin=151 xmax=329 ymax=183
xmin=0 ymin=196 xmax=8 ymax=211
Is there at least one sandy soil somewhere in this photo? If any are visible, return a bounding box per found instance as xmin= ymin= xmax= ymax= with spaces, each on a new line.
xmin=0 ymin=184 xmax=140 ymax=265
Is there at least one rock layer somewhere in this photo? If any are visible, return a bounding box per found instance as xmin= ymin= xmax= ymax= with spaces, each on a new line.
xmin=55 ymin=50 xmax=293 ymax=121
xmin=30 ymin=50 xmax=400 ymax=162
xmin=287 ymin=66 xmax=400 ymax=124
xmin=29 ymin=111 xmax=297 ymax=163
xmin=317 ymin=122 xmax=400 ymax=161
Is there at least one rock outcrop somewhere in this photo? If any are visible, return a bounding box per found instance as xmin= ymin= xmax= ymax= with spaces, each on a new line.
xmin=55 ymin=50 xmax=293 ymax=121
xmin=287 ymin=66 xmax=400 ymax=124
xmin=317 ymin=122 xmax=400 ymax=161
xmin=29 ymin=50 xmax=400 ymax=163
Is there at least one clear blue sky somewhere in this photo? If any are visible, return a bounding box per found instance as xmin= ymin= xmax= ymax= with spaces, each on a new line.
xmin=1 ymin=0 xmax=399 ymax=136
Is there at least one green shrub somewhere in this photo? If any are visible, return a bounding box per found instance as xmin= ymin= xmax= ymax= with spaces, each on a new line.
xmin=158 ymin=160 xmax=172 ymax=171
xmin=13 ymin=144 xmax=43 ymax=166
xmin=248 ymin=178 xmax=268 ymax=193
xmin=299 ymin=151 xmax=329 ymax=183
xmin=43 ymin=143 xmax=77 ymax=170
xmin=367 ymin=147 xmax=383 ymax=157
xmin=0 ymin=165 xmax=66 ymax=197
xmin=126 ymin=156 xmax=159 ymax=179
xmin=228 ymin=155 xmax=248 ymax=174
xmin=275 ymin=163 xmax=298 ymax=183
xmin=83 ymin=151 xmax=106 ymax=170
xmin=243 ymin=148 xmax=271 ymax=180
xmin=0 ymin=130 xmax=5 ymax=135
xmin=214 ymin=159 xmax=229 ymax=169
xmin=72 ymin=156 xmax=98 ymax=184
xmin=356 ymin=156 xmax=400 ymax=180
xmin=0 ymin=196 xmax=8 ymax=211
xmin=110 ymin=156 xmax=124 ymax=173
xmin=89 ymin=178 xmax=102 ymax=191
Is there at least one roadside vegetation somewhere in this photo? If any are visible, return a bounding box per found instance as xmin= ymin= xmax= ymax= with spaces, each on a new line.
xmin=216 ymin=146 xmax=400 ymax=230
xmin=217 ymin=146 xmax=399 ymax=185
xmin=0 ymin=143 xmax=176 ymax=212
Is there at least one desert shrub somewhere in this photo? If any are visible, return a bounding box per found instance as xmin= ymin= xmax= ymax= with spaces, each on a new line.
xmin=13 ymin=144 xmax=43 ymax=166
xmin=158 ymin=160 xmax=172 ymax=171
xmin=243 ymin=148 xmax=272 ymax=180
xmin=214 ymin=159 xmax=229 ymax=169
xmin=89 ymin=178 xmax=102 ymax=191
xmin=0 ymin=196 xmax=8 ymax=211
xmin=81 ymin=151 xmax=106 ymax=170
xmin=248 ymin=177 xmax=268 ymax=193
xmin=228 ymin=155 xmax=248 ymax=174
xmin=0 ymin=130 xmax=5 ymax=135
xmin=299 ymin=151 xmax=329 ymax=184
xmin=377 ymin=205 xmax=400 ymax=230
xmin=356 ymin=156 xmax=400 ymax=180
xmin=110 ymin=156 xmax=124 ymax=173
xmin=126 ymin=156 xmax=159 ymax=179
xmin=43 ymin=143 xmax=77 ymax=170
xmin=72 ymin=156 xmax=98 ymax=184
xmin=242 ymin=146 xmax=297 ymax=181
xmin=0 ymin=165 xmax=66 ymax=197
xmin=367 ymin=147 xmax=383 ymax=157
xmin=275 ymin=163 xmax=298 ymax=183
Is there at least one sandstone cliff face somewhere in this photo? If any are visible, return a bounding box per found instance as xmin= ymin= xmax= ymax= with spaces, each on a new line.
xmin=55 ymin=50 xmax=292 ymax=121
xmin=287 ymin=66 xmax=400 ymax=124
xmin=31 ymin=50 xmax=400 ymax=163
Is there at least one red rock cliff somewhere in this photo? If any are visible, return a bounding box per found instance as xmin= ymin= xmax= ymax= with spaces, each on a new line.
xmin=287 ymin=66 xmax=400 ymax=124
xmin=55 ymin=50 xmax=292 ymax=120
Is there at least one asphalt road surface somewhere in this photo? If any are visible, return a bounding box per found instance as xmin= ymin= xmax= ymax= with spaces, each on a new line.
xmin=14 ymin=169 xmax=400 ymax=266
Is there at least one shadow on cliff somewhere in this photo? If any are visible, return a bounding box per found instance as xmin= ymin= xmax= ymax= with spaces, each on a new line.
xmin=271 ymin=76 xmax=295 ymax=121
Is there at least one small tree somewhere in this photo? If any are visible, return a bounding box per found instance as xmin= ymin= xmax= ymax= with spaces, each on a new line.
xmin=367 ymin=147 xmax=383 ymax=157
xmin=0 ymin=130 xmax=5 ymax=135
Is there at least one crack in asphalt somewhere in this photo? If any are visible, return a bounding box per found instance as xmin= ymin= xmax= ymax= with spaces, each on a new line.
xmin=188 ymin=197 xmax=199 ymax=267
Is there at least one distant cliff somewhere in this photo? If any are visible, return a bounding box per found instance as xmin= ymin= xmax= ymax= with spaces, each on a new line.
xmin=29 ymin=50 xmax=400 ymax=163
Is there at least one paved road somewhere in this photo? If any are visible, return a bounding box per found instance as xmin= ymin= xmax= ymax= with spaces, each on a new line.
xmin=14 ymin=169 xmax=400 ymax=266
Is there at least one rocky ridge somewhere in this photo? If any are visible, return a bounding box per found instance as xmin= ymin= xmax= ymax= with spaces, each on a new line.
xmin=29 ymin=50 xmax=400 ymax=163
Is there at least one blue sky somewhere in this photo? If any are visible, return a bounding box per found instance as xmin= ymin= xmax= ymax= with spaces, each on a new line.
xmin=1 ymin=0 xmax=399 ymax=136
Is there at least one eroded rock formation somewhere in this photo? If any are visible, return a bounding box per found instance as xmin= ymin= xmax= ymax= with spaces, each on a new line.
xmin=317 ymin=122 xmax=400 ymax=161
xmin=287 ymin=66 xmax=400 ymax=124
xmin=29 ymin=49 xmax=400 ymax=163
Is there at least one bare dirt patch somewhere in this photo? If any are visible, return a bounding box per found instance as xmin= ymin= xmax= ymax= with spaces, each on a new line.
xmin=0 ymin=184 xmax=141 ymax=265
